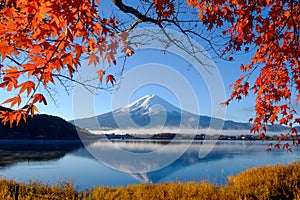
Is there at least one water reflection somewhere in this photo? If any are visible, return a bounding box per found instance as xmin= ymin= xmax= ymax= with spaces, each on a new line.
xmin=0 ymin=140 xmax=84 ymax=167
xmin=0 ymin=140 xmax=299 ymax=189
xmin=78 ymin=140 xmax=300 ymax=184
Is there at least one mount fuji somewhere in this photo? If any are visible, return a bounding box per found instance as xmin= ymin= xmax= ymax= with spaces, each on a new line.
xmin=113 ymin=94 xmax=181 ymax=115
xmin=73 ymin=95 xmax=286 ymax=133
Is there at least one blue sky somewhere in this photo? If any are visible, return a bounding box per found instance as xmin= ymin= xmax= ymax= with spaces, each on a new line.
xmin=0 ymin=1 xmax=259 ymax=123
xmin=38 ymin=46 xmax=257 ymax=123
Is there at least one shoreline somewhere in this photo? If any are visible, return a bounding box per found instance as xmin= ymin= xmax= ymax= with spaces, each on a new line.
xmin=1 ymin=162 xmax=299 ymax=199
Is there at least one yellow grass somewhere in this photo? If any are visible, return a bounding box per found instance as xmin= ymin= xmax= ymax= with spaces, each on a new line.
xmin=1 ymin=162 xmax=300 ymax=200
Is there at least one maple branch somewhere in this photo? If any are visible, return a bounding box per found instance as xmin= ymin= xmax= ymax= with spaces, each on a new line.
xmin=145 ymin=2 xmax=155 ymax=15
xmin=127 ymin=19 xmax=143 ymax=32
xmin=157 ymin=24 xmax=216 ymax=72
xmin=56 ymin=75 xmax=71 ymax=95
xmin=45 ymin=86 xmax=59 ymax=107
xmin=6 ymin=55 xmax=22 ymax=66
xmin=112 ymin=0 xmax=158 ymax=24
xmin=115 ymin=56 xmax=127 ymax=91
xmin=112 ymin=0 xmax=200 ymax=26
xmin=17 ymin=36 xmax=69 ymax=110
xmin=52 ymin=73 xmax=112 ymax=93
xmin=112 ymin=0 xmax=227 ymax=62
xmin=183 ymin=29 xmax=228 ymax=60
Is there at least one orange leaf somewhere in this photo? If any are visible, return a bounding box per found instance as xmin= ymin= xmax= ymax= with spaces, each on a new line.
xmin=2 ymin=95 xmax=21 ymax=108
xmin=0 ymin=111 xmax=15 ymax=128
xmin=42 ymin=72 xmax=54 ymax=86
xmin=15 ymin=111 xmax=24 ymax=126
xmin=18 ymin=81 xmax=35 ymax=96
xmin=87 ymin=53 xmax=99 ymax=67
xmin=32 ymin=94 xmax=47 ymax=105
xmin=30 ymin=105 xmax=39 ymax=118
xmin=106 ymin=74 xmax=115 ymax=85
xmin=97 ymin=70 xmax=105 ymax=84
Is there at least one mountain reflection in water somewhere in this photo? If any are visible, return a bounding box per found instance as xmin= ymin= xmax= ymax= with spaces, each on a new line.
xmin=80 ymin=140 xmax=300 ymax=184
xmin=0 ymin=140 xmax=299 ymax=190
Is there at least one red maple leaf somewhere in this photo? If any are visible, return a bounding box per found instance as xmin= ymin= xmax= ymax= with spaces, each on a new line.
xmin=106 ymin=74 xmax=115 ymax=85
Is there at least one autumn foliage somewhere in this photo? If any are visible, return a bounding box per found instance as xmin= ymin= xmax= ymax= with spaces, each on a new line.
xmin=187 ymin=0 xmax=300 ymax=146
xmin=0 ymin=0 xmax=133 ymax=126
xmin=0 ymin=0 xmax=299 ymax=147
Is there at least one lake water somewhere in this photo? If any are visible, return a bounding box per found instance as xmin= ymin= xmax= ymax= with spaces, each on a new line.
xmin=0 ymin=140 xmax=299 ymax=191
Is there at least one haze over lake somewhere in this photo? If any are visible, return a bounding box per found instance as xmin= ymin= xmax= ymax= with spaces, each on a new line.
xmin=0 ymin=140 xmax=299 ymax=191
xmin=1 ymin=95 xmax=299 ymax=191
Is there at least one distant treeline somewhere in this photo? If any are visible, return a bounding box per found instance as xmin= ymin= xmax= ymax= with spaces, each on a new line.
xmin=104 ymin=133 xmax=288 ymax=141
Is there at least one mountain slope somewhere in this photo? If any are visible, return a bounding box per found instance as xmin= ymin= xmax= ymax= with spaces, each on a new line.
xmin=73 ymin=95 xmax=289 ymax=132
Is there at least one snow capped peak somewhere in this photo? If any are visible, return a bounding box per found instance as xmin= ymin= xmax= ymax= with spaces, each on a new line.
xmin=141 ymin=94 xmax=156 ymax=99
xmin=114 ymin=95 xmax=180 ymax=114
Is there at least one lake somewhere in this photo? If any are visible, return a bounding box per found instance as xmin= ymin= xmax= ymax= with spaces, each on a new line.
xmin=0 ymin=140 xmax=299 ymax=191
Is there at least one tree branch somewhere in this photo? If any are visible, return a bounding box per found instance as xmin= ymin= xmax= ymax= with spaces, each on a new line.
xmin=112 ymin=0 xmax=158 ymax=23
xmin=7 ymin=56 xmax=22 ymax=66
